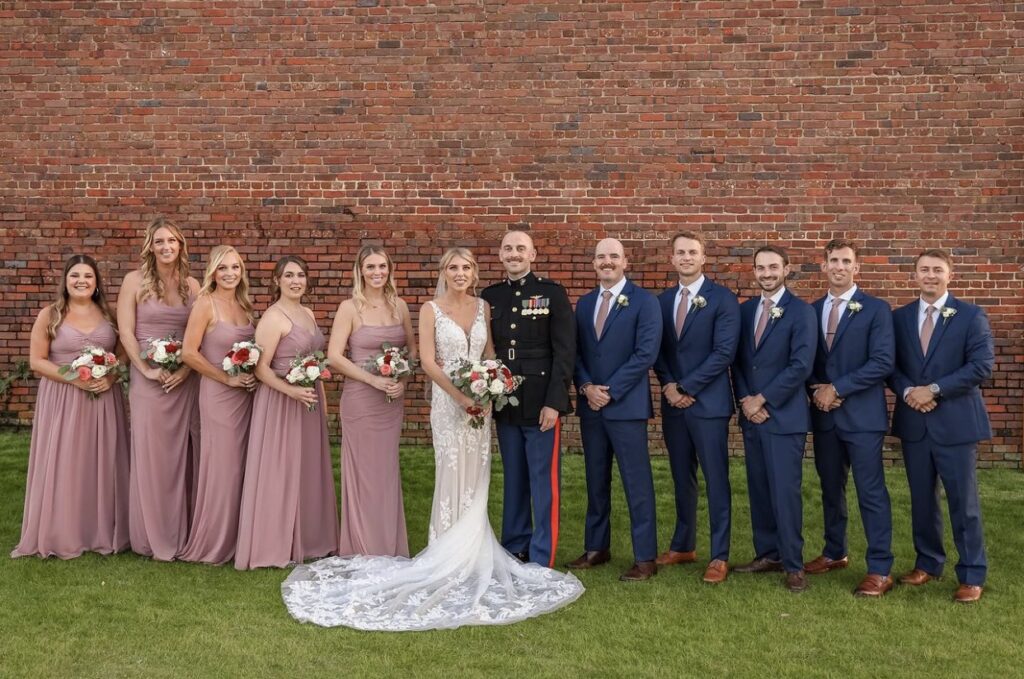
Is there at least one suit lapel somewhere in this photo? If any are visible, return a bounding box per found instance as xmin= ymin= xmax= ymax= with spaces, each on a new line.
xmin=661 ymin=286 xmax=676 ymax=340
xmin=598 ymin=279 xmax=632 ymax=341
xmin=580 ymin=289 xmax=600 ymax=344
xmin=923 ymin=294 xmax=956 ymax=367
xmin=678 ymin=278 xmax=712 ymax=342
xmin=829 ymin=288 xmax=863 ymax=351
xmin=813 ymin=295 xmax=828 ymax=354
xmin=754 ymin=289 xmax=789 ymax=352
xmin=902 ymin=302 xmax=924 ymax=362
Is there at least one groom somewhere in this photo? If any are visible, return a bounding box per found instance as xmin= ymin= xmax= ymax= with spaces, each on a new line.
xmin=482 ymin=231 xmax=575 ymax=568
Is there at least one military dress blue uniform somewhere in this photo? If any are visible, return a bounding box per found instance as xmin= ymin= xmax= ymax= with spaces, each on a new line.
xmin=482 ymin=271 xmax=575 ymax=567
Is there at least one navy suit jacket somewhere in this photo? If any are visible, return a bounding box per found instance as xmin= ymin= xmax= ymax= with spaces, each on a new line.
xmin=574 ymin=279 xmax=662 ymax=421
xmin=808 ymin=289 xmax=894 ymax=433
xmin=732 ymin=289 xmax=816 ymax=435
xmin=653 ymin=278 xmax=740 ymax=420
xmin=888 ymin=293 xmax=993 ymax=445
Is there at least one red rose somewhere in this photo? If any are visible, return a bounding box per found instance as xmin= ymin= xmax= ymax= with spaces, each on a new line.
xmin=501 ymin=366 xmax=512 ymax=378
xmin=165 ymin=343 xmax=179 ymax=353
xmin=232 ymin=348 xmax=250 ymax=365
xmin=466 ymin=405 xmax=483 ymax=417
xmin=93 ymin=354 xmax=105 ymax=365
xmin=383 ymin=354 xmax=392 ymax=364
xmin=304 ymin=359 xmax=317 ymax=368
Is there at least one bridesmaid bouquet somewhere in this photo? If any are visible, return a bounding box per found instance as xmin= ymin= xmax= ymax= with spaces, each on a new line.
xmin=451 ymin=358 xmax=524 ymax=429
xmin=222 ymin=340 xmax=262 ymax=376
xmin=58 ymin=345 xmax=120 ymax=400
xmin=141 ymin=336 xmax=184 ymax=372
xmin=285 ymin=350 xmax=331 ymax=411
xmin=365 ymin=342 xmax=417 ymax=403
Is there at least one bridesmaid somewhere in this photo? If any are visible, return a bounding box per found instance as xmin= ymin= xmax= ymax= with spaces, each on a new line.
xmin=13 ymin=255 xmax=130 ymax=558
xmin=179 ymin=246 xmax=257 ymax=564
xmin=235 ymin=256 xmax=339 ymax=569
xmin=330 ymin=246 xmax=416 ymax=558
xmin=117 ymin=217 xmax=201 ymax=561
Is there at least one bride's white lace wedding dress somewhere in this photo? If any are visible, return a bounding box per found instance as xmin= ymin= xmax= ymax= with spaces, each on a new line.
xmin=281 ymin=299 xmax=583 ymax=631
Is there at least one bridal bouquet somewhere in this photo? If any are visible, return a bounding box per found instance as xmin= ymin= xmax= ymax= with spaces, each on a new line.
xmin=451 ymin=358 xmax=524 ymax=429
xmin=141 ymin=336 xmax=184 ymax=372
xmin=365 ymin=342 xmax=417 ymax=402
xmin=58 ymin=345 xmax=120 ymax=400
xmin=222 ymin=340 xmax=262 ymax=376
xmin=285 ymin=350 xmax=331 ymax=411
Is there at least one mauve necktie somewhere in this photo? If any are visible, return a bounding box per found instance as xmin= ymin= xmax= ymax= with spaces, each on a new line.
xmin=920 ymin=305 xmax=935 ymax=354
xmin=825 ymin=297 xmax=841 ymax=350
xmin=754 ymin=298 xmax=773 ymax=347
xmin=675 ymin=288 xmax=690 ymax=338
xmin=595 ymin=290 xmax=613 ymax=339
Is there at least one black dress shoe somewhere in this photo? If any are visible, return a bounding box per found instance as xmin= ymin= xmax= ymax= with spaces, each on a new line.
xmin=565 ymin=549 xmax=611 ymax=569
xmin=513 ymin=551 xmax=529 ymax=563
xmin=733 ymin=557 xmax=784 ymax=573
xmin=785 ymin=570 xmax=808 ymax=593
xmin=620 ymin=561 xmax=657 ymax=581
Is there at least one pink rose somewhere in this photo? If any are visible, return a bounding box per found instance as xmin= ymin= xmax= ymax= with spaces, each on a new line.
xmin=76 ymin=366 xmax=92 ymax=381
xmin=380 ymin=364 xmax=393 ymax=376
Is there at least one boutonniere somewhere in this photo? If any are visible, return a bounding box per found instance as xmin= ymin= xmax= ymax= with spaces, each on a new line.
xmin=847 ymin=301 xmax=863 ymax=315
xmin=940 ymin=306 xmax=956 ymax=324
xmin=691 ymin=295 xmax=707 ymax=310
xmin=616 ymin=294 xmax=629 ymax=309
xmin=769 ymin=306 xmax=784 ymax=321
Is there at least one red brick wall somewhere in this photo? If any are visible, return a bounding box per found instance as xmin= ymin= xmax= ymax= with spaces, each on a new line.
xmin=1 ymin=2 xmax=1021 ymax=466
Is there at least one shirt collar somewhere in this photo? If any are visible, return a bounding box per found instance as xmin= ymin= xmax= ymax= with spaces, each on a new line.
xmin=678 ymin=275 xmax=706 ymax=299
xmin=507 ymin=270 xmax=533 ymax=286
xmin=762 ymin=286 xmax=787 ymax=306
xmin=829 ymin=284 xmax=858 ymax=303
xmin=920 ymin=292 xmax=949 ymax=313
xmin=600 ymin=277 xmax=628 ymax=299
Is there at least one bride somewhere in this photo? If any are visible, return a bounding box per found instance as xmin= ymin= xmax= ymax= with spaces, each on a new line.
xmin=282 ymin=247 xmax=583 ymax=631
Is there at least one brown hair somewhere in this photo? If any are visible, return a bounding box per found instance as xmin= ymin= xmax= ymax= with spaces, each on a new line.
xmin=754 ymin=244 xmax=789 ymax=266
xmin=271 ymin=255 xmax=311 ymax=302
xmin=138 ymin=216 xmax=191 ymax=305
xmin=47 ymin=254 xmax=117 ymax=338
xmin=915 ymin=249 xmax=953 ymax=268
xmin=824 ymin=238 xmax=859 ymax=259
xmin=670 ymin=231 xmax=707 ymax=254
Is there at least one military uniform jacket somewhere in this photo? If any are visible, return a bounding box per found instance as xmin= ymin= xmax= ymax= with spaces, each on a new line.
xmin=482 ymin=271 xmax=575 ymax=425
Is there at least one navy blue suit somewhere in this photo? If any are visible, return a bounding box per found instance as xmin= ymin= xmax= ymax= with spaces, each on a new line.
xmin=653 ymin=278 xmax=740 ymax=561
xmin=574 ymin=279 xmax=662 ymax=562
xmin=889 ymin=294 xmax=993 ymax=586
xmin=732 ymin=289 xmax=816 ymax=573
xmin=808 ymin=289 xmax=894 ymax=575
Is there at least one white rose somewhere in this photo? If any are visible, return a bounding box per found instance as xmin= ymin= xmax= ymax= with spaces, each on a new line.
xmin=488 ymin=380 xmax=505 ymax=395
xmin=91 ymin=365 xmax=108 ymax=379
xmin=153 ymin=346 xmax=168 ymax=362
xmin=470 ymin=379 xmax=488 ymax=396
xmin=222 ymin=357 xmax=233 ymax=371
xmin=305 ymin=365 xmax=321 ymax=381
xmin=248 ymin=349 xmax=260 ymax=363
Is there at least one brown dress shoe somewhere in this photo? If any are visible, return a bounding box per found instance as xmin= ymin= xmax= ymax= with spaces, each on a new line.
xmin=702 ymin=559 xmax=729 ymax=584
xmin=655 ymin=550 xmax=697 ymax=566
xmin=854 ymin=573 xmax=894 ymax=597
xmin=804 ymin=554 xmax=849 ymax=575
xmin=785 ymin=570 xmax=808 ymax=593
xmin=953 ymin=584 xmax=983 ymax=603
xmin=733 ymin=557 xmax=784 ymax=573
xmin=565 ymin=550 xmax=611 ymax=570
xmin=620 ymin=561 xmax=657 ymax=581
xmin=899 ymin=568 xmax=935 ymax=586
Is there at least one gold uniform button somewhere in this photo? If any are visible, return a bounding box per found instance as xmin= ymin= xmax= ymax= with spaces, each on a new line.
xmin=512 ymin=308 xmax=518 ymax=312
xmin=510 ymin=323 xmax=517 ymax=330
xmin=515 ymin=291 xmax=521 ymax=297
xmin=510 ymin=340 xmax=517 ymax=346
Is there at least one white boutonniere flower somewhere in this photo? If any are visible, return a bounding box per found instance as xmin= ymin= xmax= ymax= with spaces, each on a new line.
xmin=940 ymin=306 xmax=956 ymax=324
xmin=692 ymin=295 xmax=707 ymax=310
xmin=769 ymin=306 xmax=784 ymax=321
xmin=616 ymin=294 xmax=629 ymax=309
xmin=847 ymin=301 xmax=863 ymax=315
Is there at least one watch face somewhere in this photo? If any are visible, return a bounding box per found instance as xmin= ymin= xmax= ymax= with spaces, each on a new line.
xmin=929 ymin=384 xmax=940 ymax=394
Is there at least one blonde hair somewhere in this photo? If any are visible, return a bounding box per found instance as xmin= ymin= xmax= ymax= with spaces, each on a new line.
xmin=138 ymin=216 xmax=191 ymax=305
xmin=198 ymin=245 xmax=254 ymax=323
xmin=435 ymin=247 xmax=479 ymax=298
xmin=352 ymin=245 xmax=399 ymax=319
xmin=48 ymin=254 xmax=117 ymax=338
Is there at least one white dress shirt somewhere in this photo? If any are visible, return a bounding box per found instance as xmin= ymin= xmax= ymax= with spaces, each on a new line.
xmin=592 ymin=276 xmax=629 ymax=327
xmin=822 ymin=284 xmax=858 ymax=337
xmin=673 ymin=275 xmax=706 ymax=321
xmin=918 ymin=291 xmax=949 ymax=332
xmin=753 ymin=286 xmax=788 ymax=336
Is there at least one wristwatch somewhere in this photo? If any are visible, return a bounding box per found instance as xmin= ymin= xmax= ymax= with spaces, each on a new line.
xmin=928 ymin=383 xmax=941 ymax=397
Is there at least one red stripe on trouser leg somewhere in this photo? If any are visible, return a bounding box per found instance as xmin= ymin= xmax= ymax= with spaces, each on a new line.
xmin=548 ymin=418 xmax=561 ymax=569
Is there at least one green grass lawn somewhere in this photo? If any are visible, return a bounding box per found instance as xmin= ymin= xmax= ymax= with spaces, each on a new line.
xmin=1 ymin=430 xmax=1022 ymax=678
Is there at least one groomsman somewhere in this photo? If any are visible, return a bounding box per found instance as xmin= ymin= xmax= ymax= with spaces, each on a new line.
xmin=890 ymin=249 xmax=993 ymax=603
xmin=652 ymin=231 xmax=740 ymax=584
xmin=482 ymin=231 xmax=575 ymax=568
xmin=568 ymin=238 xmax=663 ymax=581
xmin=732 ymin=245 xmax=817 ymax=592
xmin=805 ymin=239 xmax=895 ymax=597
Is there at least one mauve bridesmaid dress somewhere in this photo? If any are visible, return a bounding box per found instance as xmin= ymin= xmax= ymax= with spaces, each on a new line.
xmin=128 ymin=297 xmax=201 ymax=560
xmin=12 ymin=321 xmax=130 ymax=558
xmin=179 ymin=318 xmax=255 ymax=564
xmin=337 ymin=323 xmax=409 ymax=557
xmin=234 ymin=312 xmax=339 ymax=569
